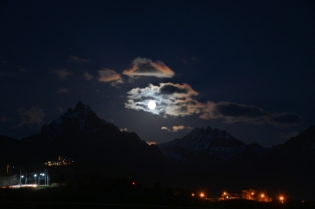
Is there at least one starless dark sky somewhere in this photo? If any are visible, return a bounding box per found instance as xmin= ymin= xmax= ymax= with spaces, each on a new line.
xmin=1 ymin=0 xmax=315 ymax=147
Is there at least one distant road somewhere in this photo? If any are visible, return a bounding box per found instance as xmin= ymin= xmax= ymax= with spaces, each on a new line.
xmin=0 ymin=201 xmax=212 ymax=209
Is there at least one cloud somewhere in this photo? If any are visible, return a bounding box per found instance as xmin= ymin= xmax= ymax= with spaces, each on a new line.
xmin=172 ymin=125 xmax=185 ymax=132
xmin=161 ymin=126 xmax=170 ymax=131
xmin=57 ymin=88 xmax=71 ymax=93
xmin=280 ymin=131 xmax=299 ymax=140
xmin=146 ymin=141 xmax=157 ymax=145
xmin=98 ymin=68 xmax=123 ymax=86
xmin=83 ymin=72 xmax=93 ymax=80
xmin=123 ymin=57 xmax=175 ymax=78
xmin=52 ymin=69 xmax=73 ymax=80
xmin=67 ymin=55 xmax=91 ymax=63
xmin=58 ymin=106 xmax=64 ymax=113
xmin=1 ymin=116 xmax=11 ymax=122
xmin=18 ymin=106 xmax=45 ymax=127
xmin=125 ymin=83 xmax=301 ymax=127
xmin=201 ymin=102 xmax=301 ymax=126
xmin=120 ymin=128 xmax=128 ymax=132
xmin=161 ymin=125 xmax=191 ymax=132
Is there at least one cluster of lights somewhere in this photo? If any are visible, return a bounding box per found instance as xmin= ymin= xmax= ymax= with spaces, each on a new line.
xmin=191 ymin=192 xmax=205 ymax=198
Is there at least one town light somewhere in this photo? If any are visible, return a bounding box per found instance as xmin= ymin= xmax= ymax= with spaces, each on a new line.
xmin=280 ymin=196 xmax=284 ymax=203
xmin=200 ymin=192 xmax=205 ymax=198
xmin=191 ymin=193 xmax=195 ymax=197
xmin=251 ymin=192 xmax=254 ymax=195
xmin=261 ymin=194 xmax=264 ymax=197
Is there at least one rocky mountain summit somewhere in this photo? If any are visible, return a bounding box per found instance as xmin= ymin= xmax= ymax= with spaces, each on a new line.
xmin=158 ymin=126 xmax=269 ymax=170
xmin=20 ymin=101 xmax=165 ymax=172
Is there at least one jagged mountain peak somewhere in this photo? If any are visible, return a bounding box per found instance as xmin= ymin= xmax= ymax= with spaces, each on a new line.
xmin=74 ymin=100 xmax=91 ymax=112
xmin=38 ymin=101 xmax=119 ymax=142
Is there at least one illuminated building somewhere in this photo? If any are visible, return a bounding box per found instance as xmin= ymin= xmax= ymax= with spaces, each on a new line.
xmin=45 ymin=156 xmax=74 ymax=166
xmin=242 ymin=188 xmax=257 ymax=200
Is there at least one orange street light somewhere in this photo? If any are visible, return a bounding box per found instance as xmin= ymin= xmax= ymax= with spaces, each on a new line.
xmin=200 ymin=192 xmax=205 ymax=198
xmin=261 ymin=194 xmax=264 ymax=197
xmin=280 ymin=196 xmax=284 ymax=203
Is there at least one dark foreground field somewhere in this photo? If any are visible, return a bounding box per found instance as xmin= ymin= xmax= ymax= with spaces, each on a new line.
xmin=0 ymin=186 xmax=314 ymax=209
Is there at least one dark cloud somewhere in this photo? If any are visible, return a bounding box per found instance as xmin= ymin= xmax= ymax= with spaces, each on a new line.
xmin=204 ymin=102 xmax=301 ymax=126
xmin=83 ymin=72 xmax=93 ymax=80
xmin=214 ymin=103 xmax=266 ymax=118
xmin=67 ymin=55 xmax=91 ymax=63
xmin=159 ymin=84 xmax=189 ymax=95
xmin=269 ymin=113 xmax=301 ymax=126
xmin=18 ymin=106 xmax=45 ymax=127
xmin=57 ymin=88 xmax=71 ymax=93
xmin=1 ymin=116 xmax=11 ymax=122
xmin=52 ymin=69 xmax=73 ymax=80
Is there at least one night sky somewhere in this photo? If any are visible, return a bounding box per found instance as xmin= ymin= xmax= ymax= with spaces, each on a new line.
xmin=1 ymin=0 xmax=315 ymax=147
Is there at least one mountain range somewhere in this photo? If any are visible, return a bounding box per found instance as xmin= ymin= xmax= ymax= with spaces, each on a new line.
xmin=1 ymin=101 xmax=315 ymax=200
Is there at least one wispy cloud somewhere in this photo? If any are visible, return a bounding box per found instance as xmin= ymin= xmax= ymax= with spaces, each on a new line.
xmin=0 ymin=61 xmax=27 ymax=77
xmin=83 ymin=72 xmax=93 ymax=80
xmin=123 ymin=57 xmax=175 ymax=78
xmin=67 ymin=55 xmax=91 ymax=63
xmin=280 ymin=131 xmax=299 ymax=140
xmin=120 ymin=128 xmax=128 ymax=132
xmin=57 ymin=88 xmax=71 ymax=93
xmin=146 ymin=141 xmax=157 ymax=145
xmin=58 ymin=106 xmax=64 ymax=113
xmin=161 ymin=125 xmax=192 ymax=132
xmin=98 ymin=68 xmax=123 ymax=86
xmin=18 ymin=106 xmax=45 ymax=127
xmin=161 ymin=126 xmax=170 ymax=131
xmin=52 ymin=69 xmax=73 ymax=80
xmin=1 ymin=116 xmax=11 ymax=122
xmin=125 ymin=83 xmax=301 ymax=127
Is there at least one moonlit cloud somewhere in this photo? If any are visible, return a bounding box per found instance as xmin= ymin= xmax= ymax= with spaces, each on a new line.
xmin=172 ymin=125 xmax=185 ymax=132
xmin=146 ymin=141 xmax=157 ymax=145
xmin=98 ymin=68 xmax=123 ymax=86
xmin=67 ymin=55 xmax=91 ymax=63
xmin=83 ymin=72 xmax=93 ymax=80
xmin=161 ymin=125 xmax=190 ymax=132
xmin=122 ymin=57 xmax=175 ymax=78
xmin=18 ymin=106 xmax=45 ymax=127
xmin=57 ymin=88 xmax=71 ymax=93
xmin=120 ymin=128 xmax=128 ymax=132
xmin=161 ymin=126 xmax=170 ymax=131
xmin=125 ymin=83 xmax=301 ymax=127
xmin=52 ymin=69 xmax=73 ymax=80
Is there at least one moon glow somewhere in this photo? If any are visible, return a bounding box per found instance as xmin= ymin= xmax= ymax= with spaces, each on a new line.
xmin=148 ymin=100 xmax=156 ymax=110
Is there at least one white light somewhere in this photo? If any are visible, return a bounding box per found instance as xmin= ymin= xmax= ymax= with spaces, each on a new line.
xmin=148 ymin=100 xmax=156 ymax=110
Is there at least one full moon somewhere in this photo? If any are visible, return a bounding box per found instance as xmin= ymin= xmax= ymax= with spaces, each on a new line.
xmin=148 ymin=100 xmax=156 ymax=110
